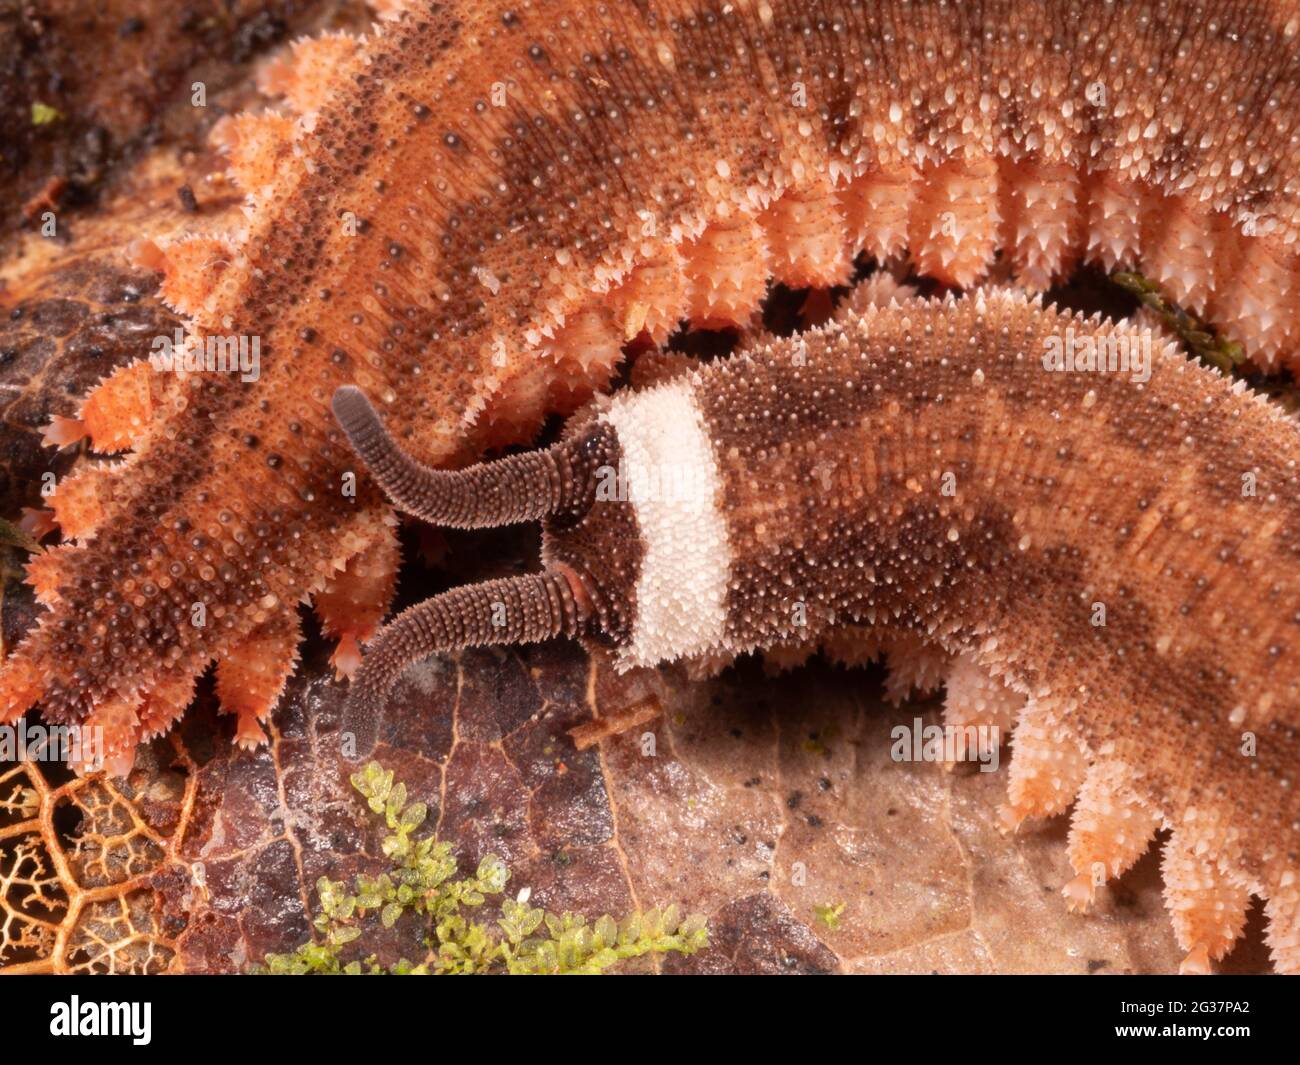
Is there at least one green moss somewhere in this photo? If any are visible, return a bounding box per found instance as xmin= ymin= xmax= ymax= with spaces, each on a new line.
xmin=30 ymin=102 xmax=62 ymax=127
xmin=256 ymin=761 xmax=708 ymax=975
xmin=813 ymin=903 xmax=844 ymax=932
xmin=1111 ymin=270 xmax=1246 ymax=374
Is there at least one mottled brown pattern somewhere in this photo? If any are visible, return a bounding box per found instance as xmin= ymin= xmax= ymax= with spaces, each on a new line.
xmin=2 ymin=0 xmax=1299 ymax=973
xmin=0 ymin=261 xmax=172 ymax=513
xmin=679 ymin=290 xmax=1299 ymax=966
xmin=345 ymin=284 xmax=1295 ymax=968
xmin=0 ymin=0 xmax=343 ymax=247
xmin=4 ymin=570 xmax=1236 ymax=973
xmin=8 ymin=0 xmax=1300 ymax=749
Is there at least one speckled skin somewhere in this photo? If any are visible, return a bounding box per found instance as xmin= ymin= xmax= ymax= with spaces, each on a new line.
xmin=572 ymin=289 xmax=1300 ymax=928
xmin=680 ymin=293 xmax=1300 ymax=929
xmin=337 ymin=287 xmax=1300 ymax=972
xmin=2 ymin=0 xmax=1300 ymax=968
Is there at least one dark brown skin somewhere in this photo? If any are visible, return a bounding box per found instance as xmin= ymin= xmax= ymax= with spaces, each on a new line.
xmin=330 ymin=383 xmax=608 ymax=752
xmin=6 ymin=0 xmax=1300 ymax=750
xmin=696 ymin=291 xmax=1300 ymax=969
xmin=2 ymin=0 xmax=1299 ymax=971
xmin=333 ymin=287 xmax=1300 ymax=969
xmin=697 ymin=292 xmax=1300 ymax=896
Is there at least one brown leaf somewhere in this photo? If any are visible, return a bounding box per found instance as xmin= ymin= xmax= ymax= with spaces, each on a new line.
xmin=1 ymin=521 xmax=1276 ymax=973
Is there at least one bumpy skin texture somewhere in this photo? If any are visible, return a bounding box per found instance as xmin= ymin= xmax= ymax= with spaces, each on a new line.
xmin=348 ymin=287 xmax=1299 ymax=972
xmin=2 ymin=0 xmax=1300 ymax=965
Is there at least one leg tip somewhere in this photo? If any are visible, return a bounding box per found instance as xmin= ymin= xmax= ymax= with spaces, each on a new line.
xmin=41 ymin=415 xmax=86 ymax=449
xmin=330 ymin=633 xmax=363 ymax=680
xmin=1063 ymin=873 xmax=1096 ymax=913
xmin=1179 ymin=944 xmax=1213 ymax=976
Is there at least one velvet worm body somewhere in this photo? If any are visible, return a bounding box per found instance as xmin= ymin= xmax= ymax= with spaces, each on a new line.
xmin=334 ymin=288 xmax=1300 ymax=974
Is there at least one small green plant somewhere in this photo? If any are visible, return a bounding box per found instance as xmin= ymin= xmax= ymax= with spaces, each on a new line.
xmin=30 ymin=102 xmax=62 ymax=127
xmin=258 ymin=761 xmax=708 ymax=974
xmin=814 ymin=902 xmax=845 ymax=932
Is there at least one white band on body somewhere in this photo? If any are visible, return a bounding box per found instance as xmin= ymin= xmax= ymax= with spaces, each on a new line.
xmin=600 ymin=378 xmax=732 ymax=669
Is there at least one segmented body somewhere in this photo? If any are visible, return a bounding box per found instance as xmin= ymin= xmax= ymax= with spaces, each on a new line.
xmin=2 ymin=0 xmax=1299 ymax=970
xmin=699 ymin=294 xmax=1299 ymax=976
xmin=336 ymin=287 xmax=1300 ymax=973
